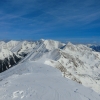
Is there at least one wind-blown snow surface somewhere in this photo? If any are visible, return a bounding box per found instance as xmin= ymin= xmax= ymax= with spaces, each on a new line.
xmin=0 ymin=39 xmax=100 ymax=99
xmin=0 ymin=61 xmax=100 ymax=100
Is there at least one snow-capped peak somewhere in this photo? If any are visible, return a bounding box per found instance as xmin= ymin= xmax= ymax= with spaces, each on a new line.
xmin=0 ymin=46 xmax=13 ymax=60
xmin=40 ymin=39 xmax=65 ymax=50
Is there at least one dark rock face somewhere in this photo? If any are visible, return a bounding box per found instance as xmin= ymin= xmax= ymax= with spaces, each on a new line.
xmin=19 ymin=52 xmax=27 ymax=57
xmin=0 ymin=54 xmax=21 ymax=73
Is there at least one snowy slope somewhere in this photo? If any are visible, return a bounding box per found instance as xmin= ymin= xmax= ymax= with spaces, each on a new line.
xmin=0 ymin=46 xmax=20 ymax=72
xmin=43 ymin=43 xmax=100 ymax=93
xmin=6 ymin=40 xmax=20 ymax=50
xmin=0 ymin=40 xmax=36 ymax=72
xmin=0 ymin=60 xmax=100 ymax=100
xmin=0 ymin=39 xmax=100 ymax=96
xmin=18 ymin=40 xmax=100 ymax=93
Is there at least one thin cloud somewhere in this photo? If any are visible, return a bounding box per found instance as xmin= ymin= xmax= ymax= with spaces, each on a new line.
xmin=0 ymin=0 xmax=100 ymax=42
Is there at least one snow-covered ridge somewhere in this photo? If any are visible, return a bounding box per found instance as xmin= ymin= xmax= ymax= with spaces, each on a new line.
xmin=0 ymin=61 xmax=100 ymax=100
xmin=0 ymin=39 xmax=100 ymax=95
xmin=44 ymin=43 xmax=100 ymax=93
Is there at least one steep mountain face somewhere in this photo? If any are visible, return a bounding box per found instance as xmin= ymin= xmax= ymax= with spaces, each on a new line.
xmin=0 ymin=39 xmax=100 ymax=95
xmin=0 ymin=47 xmax=20 ymax=72
xmin=0 ymin=41 xmax=36 ymax=73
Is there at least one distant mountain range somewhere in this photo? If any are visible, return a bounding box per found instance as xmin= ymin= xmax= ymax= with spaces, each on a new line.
xmin=89 ymin=45 xmax=100 ymax=52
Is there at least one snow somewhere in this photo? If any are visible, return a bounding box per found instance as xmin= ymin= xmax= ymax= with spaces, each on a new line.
xmin=0 ymin=48 xmax=13 ymax=60
xmin=41 ymin=42 xmax=100 ymax=93
xmin=0 ymin=39 xmax=100 ymax=100
xmin=0 ymin=61 xmax=100 ymax=100
xmin=7 ymin=40 xmax=20 ymax=50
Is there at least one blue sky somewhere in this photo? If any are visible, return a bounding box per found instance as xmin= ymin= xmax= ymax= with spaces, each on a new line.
xmin=0 ymin=0 xmax=100 ymax=43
